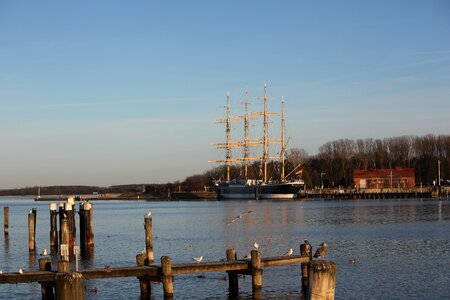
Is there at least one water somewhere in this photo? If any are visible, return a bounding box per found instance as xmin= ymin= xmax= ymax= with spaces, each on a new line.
xmin=0 ymin=197 xmax=449 ymax=299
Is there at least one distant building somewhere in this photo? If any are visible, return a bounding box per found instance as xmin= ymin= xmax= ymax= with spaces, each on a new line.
xmin=353 ymin=168 xmax=415 ymax=189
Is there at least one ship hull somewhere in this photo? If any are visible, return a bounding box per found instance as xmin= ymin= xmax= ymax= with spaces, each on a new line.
xmin=217 ymin=182 xmax=303 ymax=200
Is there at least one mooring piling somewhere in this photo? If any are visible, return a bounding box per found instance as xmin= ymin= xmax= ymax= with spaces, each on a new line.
xmin=3 ymin=207 xmax=9 ymax=235
xmin=251 ymin=250 xmax=263 ymax=299
xmin=136 ymin=252 xmax=151 ymax=299
xmin=226 ymin=248 xmax=239 ymax=295
xmin=60 ymin=218 xmax=69 ymax=261
xmin=301 ymin=241 xmax=312 ymax=299
xmin=39 ymin=257 xmax=54 ymax=300
xmin=28 ymin=210 xmax=36 ymax=252
xmin=308 ymin=260 xmax=337 ymax=300
xmin=144 ymin=212 xmax=154 ymax=264
xmin=161 ymin=256 xmax=174 ymax=299
xmin=55 ymin=272 xmax=85 ymax=300
xmin=65 ymin=203 xmax=76 ymax=249
xmin=50 ymin=203 xmax=58 ymax=254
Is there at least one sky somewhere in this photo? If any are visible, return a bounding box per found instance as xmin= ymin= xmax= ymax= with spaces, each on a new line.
xmin=1 ymin=1 xmax=449 ymax=189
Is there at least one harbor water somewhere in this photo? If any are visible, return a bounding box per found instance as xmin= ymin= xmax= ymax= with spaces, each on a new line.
xmin=0 ymin=197 xmax=449 ymax=299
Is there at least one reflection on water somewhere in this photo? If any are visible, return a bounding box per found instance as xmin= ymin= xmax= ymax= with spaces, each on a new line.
xmin=0 ymin=197 xmax=449 ymax=299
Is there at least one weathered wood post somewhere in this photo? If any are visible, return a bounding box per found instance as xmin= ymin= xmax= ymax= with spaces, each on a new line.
xmin=58 ymin=203 xmax=65 ymax=244
xmin=50 ymin=203 xmax=58 ymax=254
xmin=300 ymin=242 xmax=312 ymax=299
xmin=144 ymin=212 xmax=154 ymax=264
xmin=161 ymin=256 xmax=174 ymax=299
xmin=32 ymin=207 xmax=37 ymax=230
xmin=251 ymin=250 xmax=263 ymax=299
xmin=3 ymin=207 xmax=9 ymax=235
xmin=85 ymin=202 xmax=94 ymax=246
xmin=39 ymin=257 xmax=54 ymax=300
xmin=226 ymin=248 xmax=239 ymax=295
xmin=308 ymin=260 xmax=337 ymax=300
xmin=28 ymin=210 xmax=36 ymax=252
xmin=136 ymin=252 xmax=151 ymax=299
xmin=60 ymin=219 xmax=69 ymax=261
xmin=55 ymin=271 xmax=85 ymax=300
xmin=65 ymin=202 xmax=76 ymax=248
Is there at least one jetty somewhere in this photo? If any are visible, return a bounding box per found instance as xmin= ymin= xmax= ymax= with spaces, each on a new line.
xmin=1 ymin=200 xmax=337 ymax=299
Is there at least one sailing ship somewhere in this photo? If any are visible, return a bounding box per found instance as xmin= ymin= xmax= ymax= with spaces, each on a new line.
xmin=210 ymin=83 xmax=304 ymax=199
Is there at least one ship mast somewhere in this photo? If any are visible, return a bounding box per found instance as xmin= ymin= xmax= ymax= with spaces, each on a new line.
xmin=281 ymin=96 xmax=285 ymax=182
xmin=263 ymin=82 xmax=269 ymax=183
xmin=225 ymin=93 xmax=231 ymax=181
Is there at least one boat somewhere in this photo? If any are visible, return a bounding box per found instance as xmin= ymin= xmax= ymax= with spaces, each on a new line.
xmin=210 ymin=83 xmax=304 ymax=199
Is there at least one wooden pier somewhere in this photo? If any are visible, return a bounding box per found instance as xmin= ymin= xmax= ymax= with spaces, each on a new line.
xmin=300 ymin=187 xmax=433 ymax=200
xmin=1 ymin=203 xmax=337 ymax=299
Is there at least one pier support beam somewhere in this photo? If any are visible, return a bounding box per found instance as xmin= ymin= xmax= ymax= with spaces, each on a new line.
xmin=161 ymin=256 xmax=174 ymax=299
xmin=39 ymin=258 xmax=54 ymax=300
xmin=55 ymin=272 xmax=85 ymax=300
xmin=251 ymin=250 xmax=263 ymax=299
xmin=300 ymin=242 xmax=312 ymax=299
xmin=308 ymin=260 xmax=337 ymax=300
xmin=144 ymin=213 xmax=154 ymax=264
xmin=136 ymin=252 xmax=151 ymax=299
xmin=4 ymin=207 xmax=9 ymax=235
xmin=226 ymin=248 xmax=239 ymax=295
xmin=28 ymin=210 xmax=36 ymax=252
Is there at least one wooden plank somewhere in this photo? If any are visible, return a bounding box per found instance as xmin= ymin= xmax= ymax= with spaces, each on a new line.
xmin=0 ymin=271 xmax=54 ymax=284
xmin=80 ymin=266 xmax=159 ymax=280
xmin=172 ymin=260 xmax=249 ymax=275
xmin=261 ymin=255 xmax=309 ymax=267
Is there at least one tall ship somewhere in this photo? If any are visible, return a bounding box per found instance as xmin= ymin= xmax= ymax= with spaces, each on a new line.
xmin=210 ymin=83 xmax=304 ymax=199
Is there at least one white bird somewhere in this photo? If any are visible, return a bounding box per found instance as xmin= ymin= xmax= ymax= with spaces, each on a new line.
xmin=40 ymin=248 xmax=48 ymax=256
xmin=18 ymin=268 xmax=23 ymax=274
xmin=253 ymin=241 xmax=260 ymax=250
xmin=145 ymin=210 xmax=151 ymax=218
xmin=0 ymin=270 xmax=3 ymax=274
xmin=192 ymin=256 xmax=203 ymax=263
xmin=283 ymin=248 xmax=293 ymax=256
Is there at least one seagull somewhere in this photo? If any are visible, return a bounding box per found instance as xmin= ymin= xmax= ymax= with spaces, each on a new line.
xmin=0 ymin=270 xmax=3 ymax=274
xmin=18 ymin=268 xmax=23 ymax=274
xmin=40 ymin=248 xmax=48 ymax=256
xmin=253 ymin=241 xmax=260 ymax=250
xmin=348 ymin=258 xmax=357 ymax=264
xmin=192 ymin=256 xmax=203 ymax=263
xmin=243 ymin=253 xmax=251 ymax=260
xmin=145 ymin=210 xmax=151 ymax=218
xmin=227 ymin=210 xmax=252 ymax=225
xmin=314 ymin=242 xmax=328 ymax=259
xmin=283 ymin=248 xmax=293 ymax=256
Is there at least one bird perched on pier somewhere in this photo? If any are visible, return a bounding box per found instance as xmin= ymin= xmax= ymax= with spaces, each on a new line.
xmin=303 ymin=240 xmax=312 ymax=258
xmin=314 ymin=242 xmax=328 ymax=259
xmin=18 ymin=268 xmax=23 ymax=274
xmin=253 ymin=241 xmax=260 ymax=250
xmin=40 ymin=248 xmax=48 ymax=256
xmin=145 ymin=210 xmax=151 ymax=218
xmin=0 ymin=270 xmax=3 ymax=274
xmin=283 ymin=248 xmax=294 ymax=256
xmin=192 ymin=256 xmax=203 ymax=263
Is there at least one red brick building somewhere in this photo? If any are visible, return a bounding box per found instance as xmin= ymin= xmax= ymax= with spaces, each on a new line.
xmin=353 ymin=168 xmax=415 ymax=189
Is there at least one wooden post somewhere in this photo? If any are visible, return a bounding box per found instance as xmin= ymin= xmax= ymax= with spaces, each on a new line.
xmin=55 ymin=272 xmax=85 ymax=300
xmin=308 ymin=260 xmax=337 ymax=300
xmin=300 ymin=242 xmax=312 ymax=299
xmin=144 ymin=213 xmax=154 ymax=264
xmin=85 ymin=203 xmax=94 ymax=246
xmin=28 ymin=210 xmax=36 ymax=252
xmin=58 ymin=203 xmax=65 ymax=244
xmin=4 ymin=207 xmax=9 ymax=235
xmin=58 ymin=260 xmax=69 ymax=273
xmin=65 ymin=203 xmax=76 ymax=248
xmin=32 ymin=208 xmax=37 ymax=230
xmin=60 ymin=219 xmax=69 ymax=261
xmin=136 ymin=253 xmax=151 ymax=299
xmin=226 ymin=248 xmax=239 ymax=295
xmin=251 ymin=250 xmax=263 ymax=299
xmin=161 ymin=256 xmax=174 ymax=299
xmin=50 ymin=203 xmax=58 ymax=253
xmin=39 ymin=257 xmax=54 ymax=300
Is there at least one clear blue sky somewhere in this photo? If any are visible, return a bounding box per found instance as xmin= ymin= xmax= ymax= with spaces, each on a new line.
xmin=1 ymin=1 xmax=449 ymax=189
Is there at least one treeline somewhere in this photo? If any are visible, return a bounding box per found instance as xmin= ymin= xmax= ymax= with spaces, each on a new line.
xmin=181 ymin=134 xmax=450 ymax=189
